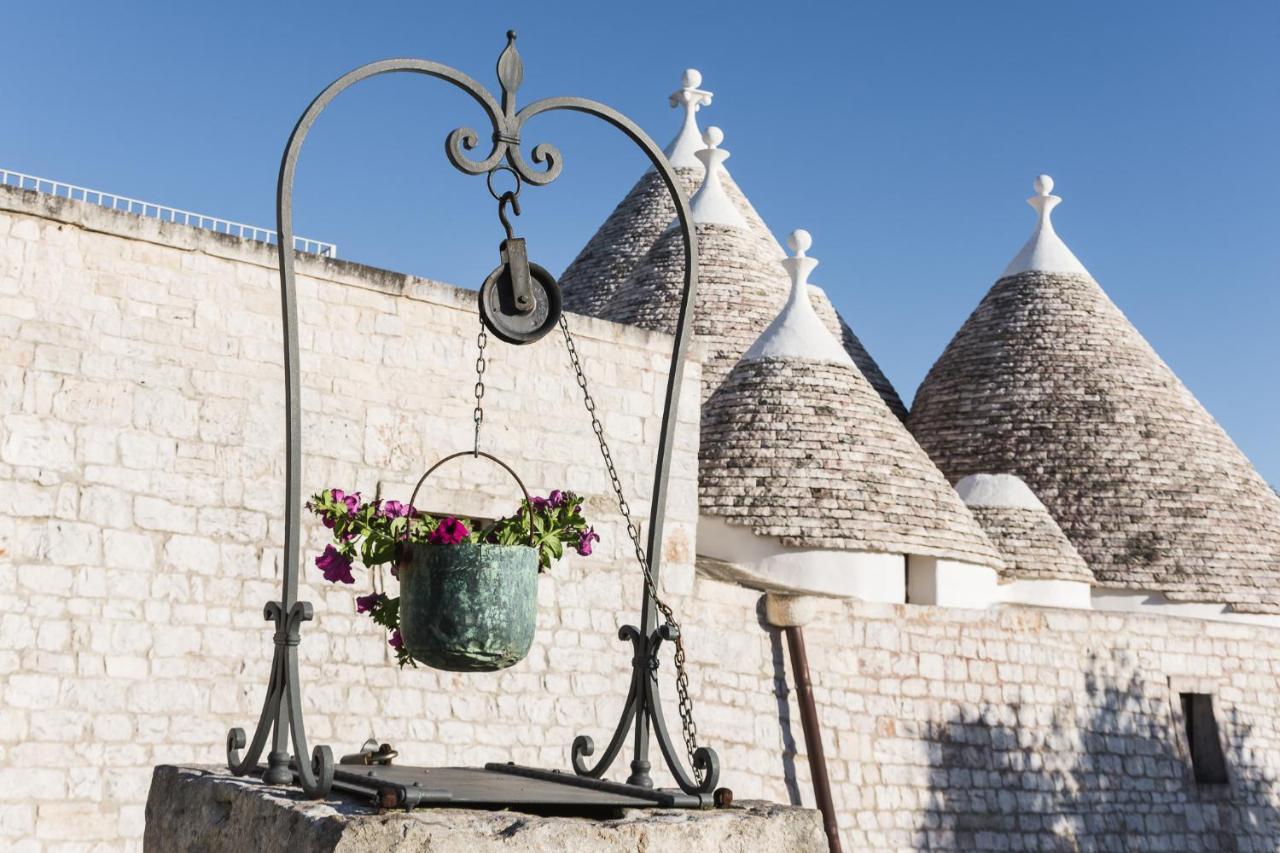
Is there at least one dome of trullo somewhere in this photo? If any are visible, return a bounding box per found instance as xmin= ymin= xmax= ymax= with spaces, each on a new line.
xmin=910 ymin=176 xmax=1280 ymax=614
xmin=955 ymin=473 xmax=1092 ymax=585
xmin=558 ymin=72 xmax=904 ymax=418
xmin=699 ymin=230 xmax=1001 ymax=568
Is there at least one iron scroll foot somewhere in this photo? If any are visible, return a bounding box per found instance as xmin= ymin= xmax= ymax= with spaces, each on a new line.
xmin=226 ymin=600 xmax=333 ymax=797
xmin=570 ymin=624 xmax=720 ymax=796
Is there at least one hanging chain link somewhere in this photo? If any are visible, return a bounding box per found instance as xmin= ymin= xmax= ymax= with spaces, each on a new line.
xmin=473 ymin=315 xmax=488 ymax=454
xmin=558 ymin=314 xmax=703 ymax=785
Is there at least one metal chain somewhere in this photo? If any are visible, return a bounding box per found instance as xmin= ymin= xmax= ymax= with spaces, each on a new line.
xmin=473 ymin=315 xmax=487 ymax=454
xmin=558 ymin=314 xmax=703 ymax=785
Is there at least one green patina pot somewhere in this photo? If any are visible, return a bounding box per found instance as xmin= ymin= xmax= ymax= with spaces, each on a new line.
xmin=398 ymin=543 xmax=539 ymax=672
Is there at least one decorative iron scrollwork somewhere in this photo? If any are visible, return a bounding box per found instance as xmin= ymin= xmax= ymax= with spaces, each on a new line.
xmin=443 ymin=31 xmax=562 ymax=186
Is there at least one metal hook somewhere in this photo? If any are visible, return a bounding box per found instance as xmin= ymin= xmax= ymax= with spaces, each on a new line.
xmin=498 ymin=192 xmax=520 ymax=240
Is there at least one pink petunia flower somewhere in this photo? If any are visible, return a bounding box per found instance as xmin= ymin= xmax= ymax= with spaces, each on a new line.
xmin=428 ymin=516 xmax=469 ymax=545
xmin=576 ymin=527 xmax=600 ymax=557
xmin=315 ymin=545 xmax=355 ymax=584
xmin=381 ymin=500 xmax=412 ymax=519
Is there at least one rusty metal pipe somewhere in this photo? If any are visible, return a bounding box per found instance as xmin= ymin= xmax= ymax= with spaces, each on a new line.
xmin=784 ymin=625 xmax=842 ymax=853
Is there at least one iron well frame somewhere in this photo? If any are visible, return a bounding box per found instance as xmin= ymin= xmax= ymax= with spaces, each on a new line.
xmin=224 ymin=31 xmax=720 ymax=804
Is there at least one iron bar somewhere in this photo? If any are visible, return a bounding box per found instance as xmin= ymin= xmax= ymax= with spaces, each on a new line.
xmin=784 ymin=625 xmax=843 ymax=853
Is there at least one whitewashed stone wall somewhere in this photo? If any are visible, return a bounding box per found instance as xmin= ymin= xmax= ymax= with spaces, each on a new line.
xmin=1 ymin=188 xmax=1278 ymax=851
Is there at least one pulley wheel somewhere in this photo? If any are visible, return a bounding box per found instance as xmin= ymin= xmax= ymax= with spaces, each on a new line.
xmin=478 ymin=262 xmax=561 ymax=345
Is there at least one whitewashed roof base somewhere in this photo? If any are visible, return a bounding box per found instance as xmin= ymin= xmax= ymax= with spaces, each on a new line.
xmin=955 ymin=473 xmax=1046 ymax=510
xmin=744 ymin=229 xmax=854 ymax=366
xmin=1001 ymin=174 xmax=1090 ymax=279
xmin=668 ymin=127 xmax=748 ymax=230
xmin=664 ymin=69 xmax=714 ymax=171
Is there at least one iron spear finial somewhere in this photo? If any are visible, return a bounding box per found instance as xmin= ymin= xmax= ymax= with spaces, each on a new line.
xmin=498 ymin=30 xmax=523 ymax=115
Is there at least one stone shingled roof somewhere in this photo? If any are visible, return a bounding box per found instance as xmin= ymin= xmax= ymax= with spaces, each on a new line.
xmin=557 ymin=90 xmax=905 ymax=417
xmin=559 ymin=167 xmax=699 ymax=317
xmin=700 ymin=356 xmax=1002 ymax=567
xmin=910 ymin=267 xmax=1280 ymax=614
xmin=570 ymin=171 xmax=906 ymax=417
xmin=957 ymin=474 xmax=1093 ymax=585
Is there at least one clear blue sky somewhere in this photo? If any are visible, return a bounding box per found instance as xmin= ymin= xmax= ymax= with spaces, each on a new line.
xmin=6 ymin=2 xmax=1278 ymax=484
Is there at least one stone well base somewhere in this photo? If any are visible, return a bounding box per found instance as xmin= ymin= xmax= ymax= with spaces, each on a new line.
xmin=144 ymin=766 xmax=825 ymax=852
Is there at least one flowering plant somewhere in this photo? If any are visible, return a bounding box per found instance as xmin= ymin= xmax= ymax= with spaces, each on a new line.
xmin=306 ymin=488 xmax=598 ymax=666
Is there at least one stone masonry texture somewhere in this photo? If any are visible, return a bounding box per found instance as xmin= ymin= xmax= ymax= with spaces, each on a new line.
xmin=700 ymin=356 xmax=1001 ymax=567
xmin=910 ymin=270 xmax=1280 ymax=613
xmin=968 ymin=503 xmax=1093 ymax=585
xmin=1 ymin=188 xmax=1279 ymax=851
xmin=143 ymin=765 xmax=826 ymax=852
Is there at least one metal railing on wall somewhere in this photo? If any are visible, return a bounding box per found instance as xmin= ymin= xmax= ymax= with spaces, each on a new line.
xmin=0 ymin=167 xmax=337 ymax=258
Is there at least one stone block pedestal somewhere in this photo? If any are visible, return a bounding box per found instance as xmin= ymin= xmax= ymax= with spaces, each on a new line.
xmin=144 ymin=766 xmax=825 ymax=852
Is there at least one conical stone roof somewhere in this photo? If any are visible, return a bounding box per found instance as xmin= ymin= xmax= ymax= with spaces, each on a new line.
xmin=588 ymin=127 xmax=906 ymax=416
xmin=955 ymin=474 xmax=1092 ymax=585
xmin=700 ymin=232 xmax=1001 ymax=567
xmin=910 ymin=176 xmax=1280 ymax=614
xmin=558 ymin=74 xmax=905 ymax=417
xmin=559 ymin=71 xmax=708 ymax=316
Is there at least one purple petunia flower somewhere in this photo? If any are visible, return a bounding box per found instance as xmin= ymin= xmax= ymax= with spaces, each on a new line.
xmin=355 ymin=592 xmax=384 ymax=614
xmin=530 ymin=496 xmax=549 ymax=511
xmin=576 ymin=527 xmax=600 ymax=557
xmin=388 ymin=629 xmax=403 ymax=651
xmin=428 ymin=516 xmax=469 ymax=545
xmin=315 ymin=545 xmax=355 ymax=584
xmin=548 ymin=489 xmax=565 ymax=508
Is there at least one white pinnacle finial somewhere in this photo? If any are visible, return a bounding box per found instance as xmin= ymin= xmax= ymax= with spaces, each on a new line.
xmin=679 ymin=126 xmax=747 ymax=229
xmin=664 ymin=69 xmax=714 ymax=170
xmin=788 ymin=228 xmax=812 ymax=257
xmin=1000 ymin=173 xmax=1090 ymax=278
xmin=743 ymin=230 xmax=853 ymax=366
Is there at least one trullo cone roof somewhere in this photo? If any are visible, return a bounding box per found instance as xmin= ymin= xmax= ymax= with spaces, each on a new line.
xmin=700 ymin=231 xmax=1002 ymax=568
xmin=558 ymin=72 xmax=904 ymax=418
xmin=955 ymin=474 xmax=1092 ymax=585
xmin=910 ymin=176 xmax=1280 ymax=614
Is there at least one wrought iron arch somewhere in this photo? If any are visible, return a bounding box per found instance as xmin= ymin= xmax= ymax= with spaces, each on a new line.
xmin=226 ymin=32 xmax=716 ymax=799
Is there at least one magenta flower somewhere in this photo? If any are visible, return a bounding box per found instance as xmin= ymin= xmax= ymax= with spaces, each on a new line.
xmin=315 ymin=545 xmax=355 ymax=584
xmin=355 ymin=592 xmax=384 ymax=614
xmin=381 ymin=500 xmax=412 ymax=519
xmin=388 ymin=629 xmax=403 ymax=651
xmin=530 ymin=496 xmax=549 ymax=510
xmin=428 ymin=516 xmax=469 ymax=545
xmin=548 ymin=490 xmax=565 ymax=508
xmin=576 ymin=527 xmax=600 ymax=557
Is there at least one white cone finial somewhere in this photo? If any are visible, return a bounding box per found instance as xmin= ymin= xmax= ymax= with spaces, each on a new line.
xmin=678 ymin=126 xmax=747 ymax=229
xmin=1000 ymin=173 xmax=1090 ymax=278
xmin=664 ymin=69 xmax=714 ymax=170
xmin=788 ymin=228 xmax=812 ymax=257
xmin=743 ymin=230 xmax=854 ymax=366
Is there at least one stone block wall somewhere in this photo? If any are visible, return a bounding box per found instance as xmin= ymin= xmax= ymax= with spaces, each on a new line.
xmin=1 ymin=187 xmax=1278 ymax=851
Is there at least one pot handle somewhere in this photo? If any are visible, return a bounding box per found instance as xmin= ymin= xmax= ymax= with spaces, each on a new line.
xmin=404 ymin=450 xmax=536 ymax=546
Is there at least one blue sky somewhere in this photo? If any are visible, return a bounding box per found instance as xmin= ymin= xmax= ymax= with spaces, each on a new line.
xmin=6 ymin=2 xmax=1278 ymax=484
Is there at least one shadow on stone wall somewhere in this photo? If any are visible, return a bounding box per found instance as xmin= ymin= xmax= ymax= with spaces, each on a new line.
xmin=919 ymin=653 xmax=1280 ymax=851
xmin=761 ymin=596 xmax=803 ymax=806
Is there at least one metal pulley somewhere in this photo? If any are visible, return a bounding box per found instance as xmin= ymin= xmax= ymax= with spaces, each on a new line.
xmin=478 ymin=169 xmax=561 ymax=345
